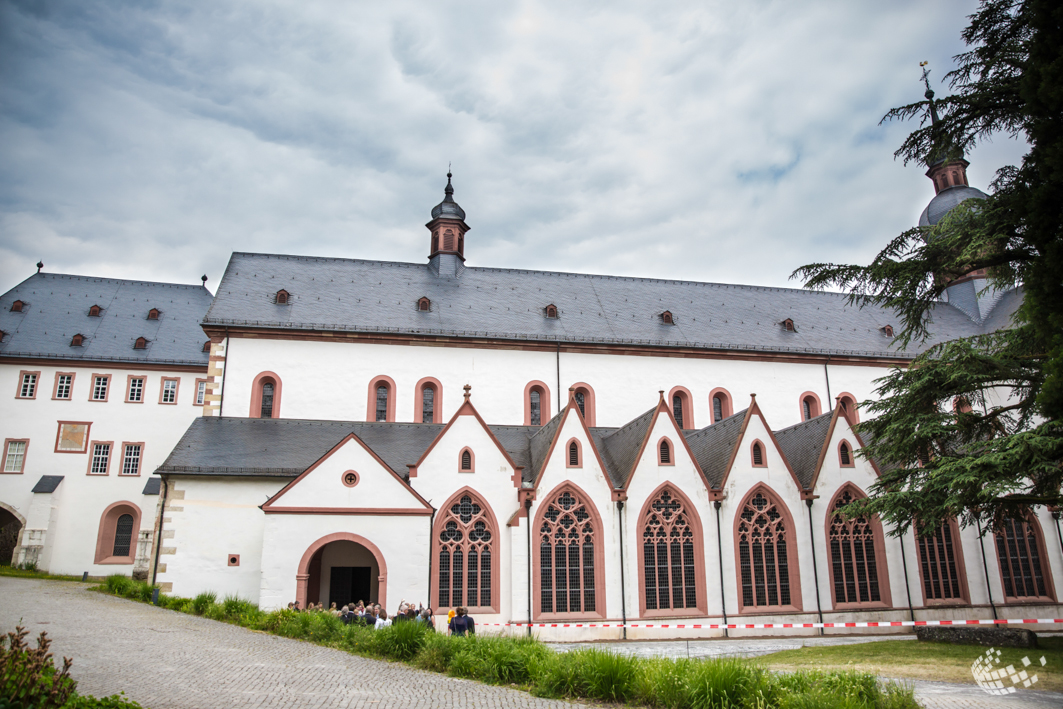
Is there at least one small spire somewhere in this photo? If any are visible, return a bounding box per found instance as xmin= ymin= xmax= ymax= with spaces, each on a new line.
xmin=658 ymin=390 xmax=665 ymax=402
xmin=201 ymin=274 xmax=208 ymax=285
xmin=463 ymin=383 xmax=471 ymax=402
xmin=920 ymin=62 xmax=941 ymax=132
xmin=36 ymin=261 xmax=43 ymax=273
xmin=444 ymin=167 xmax=454 ymax=198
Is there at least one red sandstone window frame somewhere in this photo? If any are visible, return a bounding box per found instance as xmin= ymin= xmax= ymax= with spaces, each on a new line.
xmin=570 ymin=382 xmax=596 ymax=427
xmin=637 ymin=483 xmax=708 ymax=617
xmin=89 ymin=374 xmax=111 ymax=403
xmin=733 ymin=485 xmax=804 ymax=614
xmin=86 ymin=440 xmax=114 ymax=475
xmin=249 ymin=371 xmax=283 ymax=419
xmin=417 ymin=297 xmax=431 ymax=312
xmin=914 ymin=518 xmax=971 ymax=606
xmin=459 ymin=447 xmax=476 ymax=473
xmin=2 ymin=439 xmax=29 ymax=474
xmin=70 ymin=334 xmax=85 ymax=347
xmin=994 ymin=514 xmax=1056 ymax=603
xmin=661 ymin=311 xmax=675 ymax=325
xmin=159 ymin=377 xmax=180 ymax=405
xmin=52 ymin=372 xmax=75 ymax=401
xmin=414 ymin=377 xmax=443 ymax=424
xmin=524 ymin=381 xmax=551 ymax=426
xmin=194 ymin=378 xmax=208 ymax=406
xmin=119 ymin=442 xmax=145 ymax=477
xmin=881 ymin=325 xmax=894 ymax=338
xmin=799 ymin=392 xmax=822 ymax=421
xmin=781 ymin=318 xmax=796 ymax=332
xmin=133 ymin=337 xmax=149 ymax=350
xmin=88 ymin=304 xmax=101 ymax=316
xmin=11 ymin=300 xmax=25 ymax=312
xmin=565 ymin=438 xmax=583 ymax=468
xmin=431 ymin=487 xmax=501 ymax=614
xmin=667 ymin=386 xmax=694 ymax=430
xmin=275 ymin=289 xmax=290 ymax=305
xmin=94 ymin=501 xmax=142 ymax=565
xmin=125 ymin=375 xmax=146 ymax=404
xmin=532 ymin=482 xmax=607 ymax=620
xmin=750 ymin=440 xmax=766 ymax=467
xmin=837 ymin=392 xmax=859 ymax=423
xmin=824 ymin=484 xmax=893 ymax=610
xmin=657 ymin=436 xmax=674 ymax=466
xmin=838 ymin=440 xmax=855 ymax=468
xmin=366 ymin=375 xmax=396 ymax=423
xmin=544 ymin=304 xmax=558 ymax=319
xmin=15 ymin=370 xmax=41 ymax=400
xmin=708 ymin=387 xmax=734 ymax=424
xmin=147 ymin=308 xmax=160 ymax=320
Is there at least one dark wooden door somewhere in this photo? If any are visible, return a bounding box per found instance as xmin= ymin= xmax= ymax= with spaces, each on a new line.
xmin=329 ymin=566 xmax=373 ymax=607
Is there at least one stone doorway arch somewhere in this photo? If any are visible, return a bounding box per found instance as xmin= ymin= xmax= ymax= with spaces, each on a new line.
xmin=296 ymin=533 xmax=387 ymax=610
xmin=0 ymin=502 xmax=27 ymax=566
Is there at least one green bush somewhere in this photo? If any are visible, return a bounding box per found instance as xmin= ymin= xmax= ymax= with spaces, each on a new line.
xmin=0 ymin=625 xmax=77 ymax=708
xmin=411 ymin=630 xmax=457 ymax=673
xmin=104 ymin=575 xmax=133 ymax=597
xmin=66 ymin=692 xmax=143 ymax=708
xmin=374 ymin=621 xmax=430 ymax=661
xmin=447 ymin=634 xmax=546 ymax=686
xmin=191 ymin=591 xmax=217 ymax=615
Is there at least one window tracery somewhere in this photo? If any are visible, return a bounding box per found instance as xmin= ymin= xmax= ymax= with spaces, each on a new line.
xmin=641 ymin=488 xmax=697 ymax=611
xmin=539 ymin=489 xmax=597 ymax=615
xmin=737 ymin=490 xmax=794 ymax=610
xmin=437 ymin=493 xmax=494 ymax=609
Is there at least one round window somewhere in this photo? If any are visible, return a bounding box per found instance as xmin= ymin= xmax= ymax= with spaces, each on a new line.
xmin=341 ymin=470 xmax=360 ymax=488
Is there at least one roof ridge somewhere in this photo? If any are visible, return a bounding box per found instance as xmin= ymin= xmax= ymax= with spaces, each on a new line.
xmin=602 ymin=405 xmax=658 ymax=440
xmin=773 ymin=412 xmax=833 ymax=436
xmin=20 ymin=272 xmax=209 ymax=291
xmin=684 ymin=408 xmax=749 ymax=441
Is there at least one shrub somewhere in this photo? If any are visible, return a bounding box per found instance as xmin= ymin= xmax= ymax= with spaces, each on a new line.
xmin=446 ymin=634 xmax=546 ymax=686
xmin=374 ymin=621 xmax=430 ymax=661
xmin=66 ymin=692 xmax=143 ymax=708
xmin=221 ymin=595 xmax=255 ymax=620
xmin=411 ymin=631 xmax=457 ymax=673
xmin=104 ymin=575 xmax=133 ymax=597
xmin=0 ymin=625 xmax=76 ymax=708
xmin=191 ymin=591 xmax=217 ymax=615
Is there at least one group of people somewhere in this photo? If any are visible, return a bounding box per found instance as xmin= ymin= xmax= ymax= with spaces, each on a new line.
xmin=284 ymin=599 xmax=476 ymax=635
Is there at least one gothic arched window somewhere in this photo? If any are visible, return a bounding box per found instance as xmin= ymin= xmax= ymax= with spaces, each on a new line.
xmin=536 ymin=486 xmax=602 ymax=617
xmin=640 ymin=487 xmax=703 ymax=614
xmin=917 ymin=519 xmax=969 ymax=603
xmin=826 ymin=487 xmax=890 ymax=607
xmin=250 ymin=372 xmax=282 ymax=419
xmin=436 ymin=491 xmax=496 ymax=611
xmin=530 ymin=389 xmax=541 ymax=425
xmin=736 ymin=488 xmax=800 ymax=612
xmin=710 ymin=388 xmax=733 ymax=424
xmin=113 ymin=514 xmax=134 ymax=557
xmin=996 ymin=515 xmax=1054 ymax=602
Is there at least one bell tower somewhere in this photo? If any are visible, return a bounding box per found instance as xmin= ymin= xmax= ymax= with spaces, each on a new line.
xmin=427 ymin=171 xmax=470 ymax=264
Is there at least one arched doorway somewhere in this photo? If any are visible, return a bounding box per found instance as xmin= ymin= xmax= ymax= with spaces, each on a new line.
xmin=297 ymin=533 xmax=387 ymax=610
xmin=0 ymin=503 xmax=25 ymax=566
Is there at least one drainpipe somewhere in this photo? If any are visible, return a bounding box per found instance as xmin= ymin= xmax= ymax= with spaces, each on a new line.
xmin=525 ymin=497 xmax=533 ymax=636
xmin=806 ymin=498 xmax=825 ymax=636
xmin=975 ymin=518 xmax=998 ymax=620
xmin=714 ymin=499 xmax=728 ymax=638
xmin=555 ymin=342 xmax=561 ymax=415
xmin=617 ymin=500 xmax=627 ymax=640
xmin=897 ymin=526 xmax=915 ymax=622
xmin=150 ymin=475 xmax=169 ymax=586
xmin=823 ymin=356 xmax=832 ymax=405
xmin=427 ymin=505 xmax=436 ymax=614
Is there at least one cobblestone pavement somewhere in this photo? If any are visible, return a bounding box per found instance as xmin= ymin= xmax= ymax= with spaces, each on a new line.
xmin=2 ymin=578 xmax=1060 ymax=709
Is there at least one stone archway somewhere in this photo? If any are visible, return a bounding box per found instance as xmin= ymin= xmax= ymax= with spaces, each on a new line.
xmin=0 ymin=502 xmax=26 ymax=566
xmin=296 ymin=533 xmax=387 ymax=610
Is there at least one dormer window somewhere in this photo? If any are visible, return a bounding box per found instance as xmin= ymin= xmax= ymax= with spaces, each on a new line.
xmin=881 ymin=325 xmax=894 ymax=338
xmin=147 ymin=308 xmax=160 ymax=320
xmin=417 ymin=297 xmax=431 ymax=312
xmin=275 ymin=289 xmax=290 ymax=305
xmin=70 ymin=334 xmax=85 ymax=347
xmin=134 ymin=337 xmax=148 ymax=350
xmin=202 ymin=341 xmax=211 ymax=352
xmin=781 ymin=318 xmax=796 ymax=332
xmin=661 ymin=311 xmax=674 ymax=325
xmin=545 ymin=304 xmax=558 ymax=319
xmin=88 ymin=304 xmax=101 ymax=317
xmin=10 ymin=300 xmax=24 ymax=313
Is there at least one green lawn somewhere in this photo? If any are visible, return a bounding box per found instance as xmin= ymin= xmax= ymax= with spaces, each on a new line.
xmin=0 ymin=565 xmax=97 ymax=582
xmin=758 ymin=637 xmax=1063 ymax=691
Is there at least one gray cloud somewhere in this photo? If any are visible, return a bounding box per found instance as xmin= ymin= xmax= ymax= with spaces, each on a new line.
xmin=0 ymin=0 xmax=1027 ymax=294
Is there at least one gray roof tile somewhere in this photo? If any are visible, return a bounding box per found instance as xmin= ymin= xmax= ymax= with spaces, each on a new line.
xmin=31 ymin=476 xmax=64 ymax=493
xmin=142 ymin=476 xmax=162 ymax=495
xmin=1 ymin=273 xmax=213 ymax=366
xmin=683 ymin=409 xmax=749 ymax=488
xmin=202 ymin=252 xmax=1005 ymax=359
xmin=597 ymin=406 xmax=658 ymax=488
xmin=773 ymin=413 xmax=833 ymax=489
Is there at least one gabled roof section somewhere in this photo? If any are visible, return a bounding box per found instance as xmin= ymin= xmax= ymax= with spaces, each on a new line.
xmin=683 ymin=409 xmax=750 ymax=488
xmin=597 ymin=405 xmax=658 ymax=488
xmin=202 ymin=252 xmax=1002 ymax=359
xmin=773 ymin=411 xmax=834 ymax=489
xmin=0 ymin=272 xmax=213 ymax=366
xmin=409 ymin=392 xmax=522 ymax=475
xmin=156 ymin=417 xmax=444 ymax=477
xmin=528 ymin=408 xmax=566 ymax=483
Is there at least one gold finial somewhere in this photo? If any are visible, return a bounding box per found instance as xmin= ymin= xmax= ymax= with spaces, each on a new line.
xmin=463 ymin=384 xmax=471 ymax=402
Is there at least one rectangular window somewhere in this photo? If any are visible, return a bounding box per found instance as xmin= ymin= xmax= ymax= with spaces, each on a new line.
xmin=127 ymin=377 xmax=144 ymax=403
xmin=121 ymin=444 xmax=142 ymax=476
xmin=89 ymin=442 xmax=112 ymax=475
xmin=53 ymin=373 xmax=74 ymax=400
xmin=160 ymin=378 xmax=178 ymax=404
xmin=195 ymin=379 xmax=207 ymax=406
xmin=17 ymin=371 xmax=39 ymax=399
xmin=3 ymin=440 xmax=28 ymax=473
xmin=91 ymin=375 xmax=110 ymax=402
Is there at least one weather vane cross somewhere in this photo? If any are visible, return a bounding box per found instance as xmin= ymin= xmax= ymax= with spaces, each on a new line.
xmin=919 ymin=61 xmax=932 ymax=92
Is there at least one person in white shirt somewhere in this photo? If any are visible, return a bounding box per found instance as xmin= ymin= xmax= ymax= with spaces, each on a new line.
xmin=375 ymin=610 xmax=392 ymax=629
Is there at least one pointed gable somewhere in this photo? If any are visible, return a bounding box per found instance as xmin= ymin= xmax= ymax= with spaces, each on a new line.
xmin=683 ymin=408 xmax=749 ymax=488
xmin=773 ymin=411 xmax=834 ymax=489
xmin=263 ymin=432 xmax=432 ymax=514
xmin=528 ymin=408 xmax=566 ymax=483
xmin=596 ymin=405 xmax=658 ymax=488
xmin=409 ymin=388 xmax=522 ymax=478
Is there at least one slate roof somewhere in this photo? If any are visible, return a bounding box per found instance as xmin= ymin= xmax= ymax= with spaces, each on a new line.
xmin=683 ymin=409 xmax=749 ymax=488
xmin=31 ymin=476 xmax=64 ymax=494
xmin=528 ymin=410 xmax=566 ymax=483
xmin=773 ymin=413 xmax=834 ymax=489
xmin=201 ymin=252 xmax=1012 ymax=360
xmin=596 ymin=406 xmax=658 ymax=488
xmin=142 ymin=477 xmax=162 ymax=495
xmin=0 ymin=273 xmax=213 ymax=367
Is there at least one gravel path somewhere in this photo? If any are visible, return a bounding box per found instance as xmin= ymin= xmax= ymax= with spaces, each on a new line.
xmin=1 ymin=577 xmax=1059 ymax=708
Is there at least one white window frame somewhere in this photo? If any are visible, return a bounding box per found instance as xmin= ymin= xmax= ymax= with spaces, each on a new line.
xmin=19 ymin=373 xmax=37 ymax=398
xmin=92 ymin=376 xmax=109 ymax=401
xmin=128 ymin=377 xmax=144 ymax=403
xmin=121 ymin=444 xmax=142 ymax=476
xmin=161 ymin=378 xmax=178 ymax=404
xmin=3 ymin=440 xmax=27 ymax=473
xmin=90 ymin=443 xmax=111 ymax=475
xmin=55 ymin=374 xmax=73 ymax=400
xmin=195 ymin=380 xmax=207 ymax=406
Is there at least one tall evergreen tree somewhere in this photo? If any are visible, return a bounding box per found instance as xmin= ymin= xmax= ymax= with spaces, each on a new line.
xmin=793 ymin=0 xmax=1063 ymax=534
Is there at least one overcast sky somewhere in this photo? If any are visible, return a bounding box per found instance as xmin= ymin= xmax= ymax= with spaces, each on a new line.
xmin=0 ymin=0 xmax=1027 ymax=295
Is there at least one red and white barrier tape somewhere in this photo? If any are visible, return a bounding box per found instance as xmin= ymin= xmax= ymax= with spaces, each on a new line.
xmin=470 ymin=618 xmax=1063 ymax=630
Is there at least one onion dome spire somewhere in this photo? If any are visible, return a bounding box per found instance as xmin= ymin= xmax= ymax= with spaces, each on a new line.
xmin=426 ymin=167 xmax=470 ymax=267
xmin=431 ymin=169 xmax=465 ymax=221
